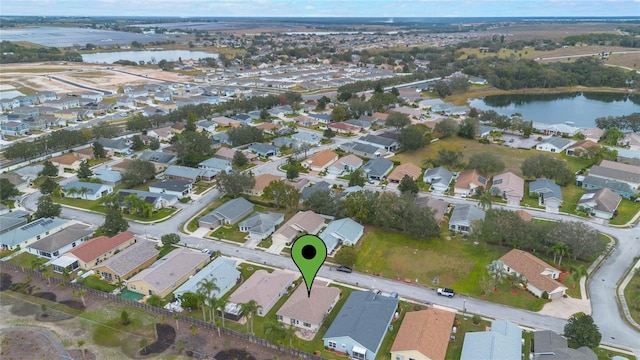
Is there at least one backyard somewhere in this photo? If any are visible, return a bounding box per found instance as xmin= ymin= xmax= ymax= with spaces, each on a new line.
xmin=54 ymin=196 xmax=176 ymax=222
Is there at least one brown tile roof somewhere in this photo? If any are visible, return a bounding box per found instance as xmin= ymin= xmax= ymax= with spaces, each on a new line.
xmin=388 ymin=163 xmax=422 ymax=182
xmin=277 ymin=281 xmax=341 ymax=325
xmin=304 ymin=149 xmax=338 ymax=169
xmin=253 ymin=174 xmax=282 ymax=192
xmin=74 ymin=147 xmax=94 ymax=157
xmin=499 ymin=249 xmax=566 ymax=294
xmin=455 ymin=169 xmax=488 ymax=190
xmin=228 ymin=269 xmax=297 ymax=310
xmin=111 ymin=159 xmax=133 ymax=172
xmin=215 ymin=147 xmax=236 ymax=160
xmin=255 ymin=122 xmax=282 ymax=131
xmin=273 ymin=210 xmax=325 ymax=242
xmin=66 ymin=231 xmax=135 ymax=263
xmin=567 ymin=139 xmax=599 ymax=150
xmin=50 ymin=154 xmax=81 ymax=166
xmin=391 ymin=308 xmax=456 ymax=360
xmin=372 ymin=112 xmax=388 ymax=121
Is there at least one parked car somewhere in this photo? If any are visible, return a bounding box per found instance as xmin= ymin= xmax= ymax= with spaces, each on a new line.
xmin=367 ymin=178 xmax=375 ymax=184
xmin=202 ymin=248 xmax=210 ymax=254
xmin=436 ymin=287 xmax=455 ymax=297
xmin=389 ymin=291 xmax=398 ymax=298
xmin=372 ymin=288 xmax=381 ymax=295
xmin=336 ymin=266 xmax=352 ymax=273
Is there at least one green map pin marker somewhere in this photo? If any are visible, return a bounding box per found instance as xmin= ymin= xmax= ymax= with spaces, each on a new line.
xmin=291 ymin=234 xmax=327 ymax=297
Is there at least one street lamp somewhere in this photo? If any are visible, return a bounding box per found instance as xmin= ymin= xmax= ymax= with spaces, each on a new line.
xmin=463 ymin=299 xmax=467 ymax=320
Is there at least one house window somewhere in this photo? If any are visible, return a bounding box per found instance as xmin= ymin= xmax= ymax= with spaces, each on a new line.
xmin=72 ymin=242 xmax=76 ymax=247
xmin=53 ymin=251 xmax=59 ymax=257
xmin=328 ymin=341 xmax=336 ymax=349
xmin=36 ymin=235 xmax=41 ymax=240
xmin=277 ymin=315 xmax=283 ymax=321
xmin=353 ymin=350 xmax=366 ymax=360
xmin=130 ymin=285 xmax=136 ymax=290
xmin=303 ymin=322 xmax=311 ymax=328
xmin=291 ymin=318 xmax=296 ymax=325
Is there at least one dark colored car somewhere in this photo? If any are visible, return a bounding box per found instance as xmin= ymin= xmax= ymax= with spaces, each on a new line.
xmin=336 ymin=266 xmax=353 ymax=273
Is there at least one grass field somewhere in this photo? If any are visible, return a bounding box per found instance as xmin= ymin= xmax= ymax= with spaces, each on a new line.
xmin=623 ymin=268 xmax=640 ymax=326
xmin=7 ymin=252 xmax=48 ymax=270
xmin=445 ymin=317 xmax=492 ymax=360
xmin=610 ymin=200 xmax=640 ymax=226
xmin=54 ymin=196 xmax=175 ymax=222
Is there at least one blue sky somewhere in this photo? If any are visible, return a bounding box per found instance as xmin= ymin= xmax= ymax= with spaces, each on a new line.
xmin=1 ymin=0 xmax=638 ymax=17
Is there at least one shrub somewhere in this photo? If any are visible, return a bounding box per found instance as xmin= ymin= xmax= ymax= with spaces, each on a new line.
xmin=472 ymin=314 xmax=481 ymax=325
xmin=541 ymin=291 xmax=549 ymax=300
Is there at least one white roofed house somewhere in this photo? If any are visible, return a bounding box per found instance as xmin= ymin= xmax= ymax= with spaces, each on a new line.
xmin=63 ymin=181 xmax=113 ymax=201
xmin=535 ymin=137 xmax=573 ymax=153
xmin=327 ymin=154 xmax=364 ymax=176
xmin=148 ymin=180 xmax=192 ymax=199
xmin=238 ymin=212 xmax=285 ymax=240
xmin=578 ymin=188 xmax=622 ymax=220
xmin=271 ymin=210 xmax=325 ymax=247
xmin=319 ymin=218 xmax=364 ymax=255
xmin=490 ymin=172 xmax=525 ymax=207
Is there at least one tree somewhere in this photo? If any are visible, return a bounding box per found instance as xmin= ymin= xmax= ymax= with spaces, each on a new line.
xmin=348 ymin=168 xmax=366 ymax=187
xmin=227 ymin=125 xmax=264 ymax=147
xmin=571 ymin=265 xmax=588 ymax=284
xmin=398 ymin=175 xmax=419 ymax=196
xmin=146 ymin=294 xmax=163 ymax=307
xmin=216 ymin=171 xmax=255 ymax=198
xmin=286 ymin=166 xmax=299 ymax=181
xmin=303 ymin=189 xmax=337 ymax=215
xmin=92 ymin=122 xmax=120 ymax=139
xmin=197 ymin=278 xmax=219 ymax=324
xmin=548 ymin=222 xmax=604 ymax=261
xmin=240 ymin=300 xmax=258 ymax=335
xmin=92 ymin=142 xmax=106 ymax=159
xmin=334 ymin=246 xmax=357 ymax=267
xmin=323 ymin=128 xmax=335 ymax=139
xmin=458 ymin=118 xmax=477 ymax=139
xmin=398 ymin=124 xmax=427 ymax=151
xmin=121 ymin=159 xmax=156 ymax=187
xmin=521 ymin=155 xmax=574 ymax=186
xmin=100 ymin=208 xmax=129 ymax=236
xmin=564 ymin=314 xmax=601 ymax=348
xmin=478 ymin=191 xmax=493 ymax=210
xmin=316 ymin=96 xmax=330 ymax=110
xmin=551 ymin=242 xmax=570 ymax=266
xmin=161 ymin=233 xmax=180 ymax=247
xmin=40 ymin=161 xmax=59 ymax=177
xmin=0 ymin=179 xmax=20 ymax=200
xmin=39 ymin=177 xmax=59 ymax=195
xmin=172 ymin=131 xmax=215 ymax=166
xmin=434 ymin=118 xmax=458 ymax=138
xmin=487 ymin=260 xmax=507 ymax=290
xmin=433 ymin=81 xmax=452 ymax=97
xmin=126 ymin=114 xmax=152 ymax=132
xmin=262 ymin=180 xmax=300 ymax=210
xmin=72 ymin=289 xmax=86 ymax=307
xmin=130 ymin=135 xmax=144 ymax=151
xmin=149 ymin=138 xmax=160 ymax=150
xmin=76 ymin=160 xmax=93 ymax=180
xmin=34 ymin=195 xmax=61 ymax=219
xmin=428 ymin=149 xmax=464 ymax=169
xmin=232 ymin=151 xmax=248 ymax=168
xmin=385 ymin=112 xmax=410 ymax=131
xmin=263 ymin=320 xmax=286 ymax=344
xmin=601 ymin=127 xmax=624 ymax=146
xmin=467 ymin=152 xmax=505 ymax=175
xmin=331 ymin=105 xmax=350 ymax=122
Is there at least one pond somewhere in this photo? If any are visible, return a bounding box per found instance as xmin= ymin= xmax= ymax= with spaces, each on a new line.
xmin=82 ymin=50 xmax=218 ymax=64
xmin=468 ymin=92 xmax=640 ymax=128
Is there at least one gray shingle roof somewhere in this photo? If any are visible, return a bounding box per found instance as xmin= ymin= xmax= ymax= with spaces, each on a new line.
xmin=301 ymin=181 xmax=332 ymax=200
xmin=238 ymin=212 xmax=284 ymax=235
xmin=1 ymin=218 xmax=69 ymax=247
xmin=28 ymin=224 xmax=92 ymax=252
xmin=460 ymin=320 xmax=522 ymax=360
xmin=174 ymin=257 xmax=240 ymax=298
xmin=588 ymin=165 xmax=640 ymax=185
xmin=529 ymin=179 xmax=563 ymax=201
xmin=203 ymin=198 xmax=254 ymax=224
xmin=324 ymin=291 xmax=398 ymax=354
xmin=538 ymin=137 xmax=572 ymax=149
xmin=139 ymin=151 xmax=176 ymax=164
xmin=93 ymin=168 xmax=122 ymax=183
xmin=362 ymin=158 xmax=393 ymax=178
xmin=360 ymin=134 xmax=397 ymax=147
xmin=449 ymin=204 xmax=486 ymax=225
xmin=198 ymin=157 xmax=232 ymax=171
xmin=423 ymin=167 xmax=454 ymax=185
xmin=163 ymin=165 xmax=202 ymax=180
xmin=249 ymin=143 xmax=278 ymax=155
xmin=97 ymin=137 xmax=129 ymax=151
xmin=149 ymin=180 xmax=191 ymax=192
xmin=319 ymin=218 xmax=364 ymax=253
xmin=94 ymin=240 xmax=159 ymax=277
xmin=582 ymin=175 xmax=638 ymax=195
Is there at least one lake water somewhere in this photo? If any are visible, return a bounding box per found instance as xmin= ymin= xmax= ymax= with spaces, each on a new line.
xmin=468 ymin=92 xmax=640 ymax=128
xmin=82 ymin=50 xmax=218 ymax=64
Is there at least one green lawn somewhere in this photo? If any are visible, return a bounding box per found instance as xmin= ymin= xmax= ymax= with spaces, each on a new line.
xmin=7 ymin=252 xmax=48 ymax=269
xmin=54 ymin=196 xmax=176 ymax=222
xmin=610 ymin=199 xmax=640 ymax=225
xmin=210 ymin=224 xmax=248 ymax=243
xmin=187 ymin=198 xmax=225 ymax=232
xmin=623 ymin=268 xmax=640 ymax=326
xmin=192 ymin=181 xmax=216 ymax=195
xmin=355 ymin=227 xmax=546 ymax=311
xmin=79 ymin=275 xmax=117 ymax=292
xmin=561 ymin=184 xmax=587 ymax=215
xmin=445 ymin=316 xmax=492 ymax=360
xmin=158 ymin=245 xmax=177 ymax=258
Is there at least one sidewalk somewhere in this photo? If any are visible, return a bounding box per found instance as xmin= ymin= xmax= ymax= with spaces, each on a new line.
xmin=617 ymin=259 xmax=640 ymax=331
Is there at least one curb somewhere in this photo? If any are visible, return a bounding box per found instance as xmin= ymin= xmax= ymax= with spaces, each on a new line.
xmin=615 ymin=258 xmax=640 ymax=332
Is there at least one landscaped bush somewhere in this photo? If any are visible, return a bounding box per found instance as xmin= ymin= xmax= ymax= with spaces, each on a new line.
xmin=472 ymin=314 xmax=481 ymax=325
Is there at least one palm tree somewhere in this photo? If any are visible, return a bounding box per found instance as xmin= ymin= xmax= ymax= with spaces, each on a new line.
xmin=263 ymin=320 xmax=285 ymax=344
xmin=551 ymin=242 xmax=570 ymax=266
xmin=78 ymin=186 xmax=90 ymax=200
xmin=487 ymin=260 xmax=507 ymax=290
xmin=478 ymin=191 xmax=493 ymax=210
xmin=73 ymin=289 xmax=87 ymax=307
xmin=571 ymin=265 xmax=588 ymax=285
xmin=240 ymin=300 xmax=258 ymax=335
xmin=283 ymin=324 xmax=297 ymax=348
xmin=216 ymin=297 xmax=228 ymax=330
xmin=99 ymin=192 xmax=120 ymax=209
xmin=197 ymin=278 xmax=219 ymax=324
xmin=43 ymin=267 xmax=52 ymax=285
xmin=65 ymin=187 xmax=79 ymax=199
xmin=172 ymin=313 xmax=180 ymax=331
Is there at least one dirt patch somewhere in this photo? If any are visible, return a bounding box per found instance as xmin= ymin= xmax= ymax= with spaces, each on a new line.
xmin=215 ymin=349 xmax=257 ymax=360
xmin=33 ymin=291 xmax=57 ymax=302
xmin=0 ymin=273 xmax=12 ymax=291
xmin=36 ymin=308 xmax=75 ymax=322
xmin=68 ymin=349 xmax=97 ymax=360
xmin=0 ymin=328 xmax=69 ymax=360
xmin=140 ymin=323 xmax=176 ymax=355
xmin=58 ymin=299 xmax=85 ymax=310
xmin=9 ymin=300 xmax=39 ymax=316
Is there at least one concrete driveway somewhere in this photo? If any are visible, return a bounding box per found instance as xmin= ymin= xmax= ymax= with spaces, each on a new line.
xmin=538 ymin=296 xmax=591 ymax=319
xmin=501 ymin=134 xmax=539 ymax=149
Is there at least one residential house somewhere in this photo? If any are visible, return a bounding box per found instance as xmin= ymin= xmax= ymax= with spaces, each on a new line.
xmin=198 ymin=157 xmax=233 ymax=178
xmin=238 ymin=212 xmax=285 ymax=240
xmin=416 ymin=197 xmax=450 ymax=224
xmin=118 ymin=189 xmax=178 ymax=210
xmin=63 ymin=181 xmax=113 ymax=201
xmin=198 ymin=197 xmax=254 ymax=228
xmin=535 ymin=137 xmax=573 ymax=153
xmin=248 ymin=143 xmax=280 ymax=157
xmin=161 ymin=165 xmax=202 ymax=183
xmin=449 ymin=204 xmax=486 ymax=234
xmin=60 ymin=231 xmax=136 ymax=271
xmin=390 ymin=308 xmax=456 ymax=360
xmin=157 ymin=101 xmax=177 ymax=113
xmin=138 ymin=151 xmax=177 ymax=172
xmin=233 ymin=114 xmax=253 ymax=125
xmin=327 ymin=154 xmax=364 ymax=175
xmin=344 ymin=119 xmax=372 ymax=131
xmin=623 ymin=132 xmax=640 ymax=151
xmin=93 ymin=240 xmax=160 ymax=283
xmin=227 ymin=269 xmax=297 ymax=317
xmin=49 ymin=153 xmax=84 ymax=173
xmin=587 ymin=160 xmax=640 ymax=189
xmin=372 ymin=112 xmax=389 ymax=122
xmin=246 ymin=174 xmax=281 ymax=196
xmin=273 ymin=136 xmax=296 ymax=148
xmin=116 ymin=95 xmax=135 ymax=109
xmin=27 ymin=224 xmax=92 ymax=260
xmin=387 ymin=163 xmax=422 ymax=183
xmin=74 ymin=147 xmax=94 ymax=160
xmin=318 ymin=218 xmax=364 ymax=254
xmin=0 ymin=211 xmax=29 ymax=234
xmin=302 ymin=149 xmax=339 ymax=172
xmin=0 ymin=172 xmax=33 ymax=192
xmin=389 ymin=106 xmax=421 ymax=119
xmin=323 ymin=291 xmax=399 ymax=360
xmin=329 ymin=122 xmax=360 ymax=134
xmin=53 ymin=109 xmax=79 ymax=122
xmin=301 ymin=181 xmax=332 ymax=200
xmin=423 ymin=167 xmax=454 ymax=195
xmin=174 ymin=257 xmax=240 ymax=298
xmin=578 ymin=188 xmax=622 ymax=220
xmin=92 ymin=169 xmax=122 ymax=186
xmin=277 ymin=281 xmax=341 ymax=332
xmin=362 ymin=157 xmax=394 ymax=180
xmin=255 ymin=122 xmax=282 ymax=135
xmin=292 ymin=131 xmax=322 ymax=146
xmin=532 ymin=330 xmax=597 ymax=360
xmin=147 ymin=126 xmax=174 ymax=142
xmin=580 ymin=175 xmax=638 ymax=199
xmin=460 ymin=321 xmax=522 ymax=360
xmin=454 ymin=169 xmax=489 ymax=197
xmin=195 ymin=120 xmax=217 ymax=133
xmin=529 ymin=179 xmax=563 ymax=213
xmin=579 ymin=128 xmax=604 ymax=143
xmin=490 ymin=172 xmax=525 ymax=207
xmin=309 ymin=113 xmax=332 ymax=124
xmin=96 ymin=137 xmax=130 ymax=155
xmin=359 ymin=134 xmax=399 ymax=152
xmin=499 ymin=249 xmax=567 ymax=299
xmin=211 ymin=116 xmax=241 ymax=128
xmin=535 ymin=123 xmax=580 ymax=137
xmin=340 ymin=142 xmax=387 ymax=159
xmin=1 ymin=218 xmax=69 ymax=251
xmin=126 ymin=248 xmax=209 ymax=297
xmin=148 ymin=180 xmax=192 ymax=199
xmin=214 ymin=147 xmax=237 ymax=162
xmin=565 ymin=140 xmax=600 ymax=158
xmin=1 ymin=121 xmax=29 ymax=136
xmin=212 ymin=131 xmax=233 ymax=147
xmin=272 ymin=210 xmax=325 ymax=246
